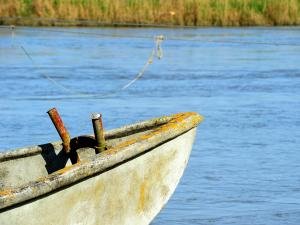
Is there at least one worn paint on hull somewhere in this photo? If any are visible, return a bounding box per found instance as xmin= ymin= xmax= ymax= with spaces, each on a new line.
xmin=0 ymin=129 xmax=196 ymax=225
xmin=0 ymin=112 xmax=203 ymax=225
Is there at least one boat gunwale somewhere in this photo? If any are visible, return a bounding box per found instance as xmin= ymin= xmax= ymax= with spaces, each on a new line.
xmin=0 ymin=114 xmax=173 ymax=162
xmin=0 ymin=112 xmax=203 ymax=210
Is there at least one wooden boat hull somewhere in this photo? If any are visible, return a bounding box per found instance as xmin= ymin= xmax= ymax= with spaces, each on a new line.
xmin=0 ymin=112 xmax=203 ymax=225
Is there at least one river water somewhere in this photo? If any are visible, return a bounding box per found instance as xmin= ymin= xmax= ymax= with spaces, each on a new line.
xmin=0 ymin=26 xmax=300 ymax=224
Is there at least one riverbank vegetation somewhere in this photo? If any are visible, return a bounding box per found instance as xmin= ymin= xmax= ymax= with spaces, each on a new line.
xmin=0 ymin=0 xmax=300 ymax=26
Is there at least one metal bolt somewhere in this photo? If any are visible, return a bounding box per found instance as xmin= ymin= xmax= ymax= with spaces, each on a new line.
xmin=91 ymin=113 xmax=106 ymax=153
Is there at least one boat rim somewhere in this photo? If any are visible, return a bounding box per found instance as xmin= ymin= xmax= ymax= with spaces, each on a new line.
xmin=0 ymin=112 xmax=203 ymax=210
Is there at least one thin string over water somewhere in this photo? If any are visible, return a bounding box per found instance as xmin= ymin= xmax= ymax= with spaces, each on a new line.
xmin=20 ymin=45 xmax=81 ymax=95
xmin=2 ymin=24 xmax=299 ymax=100
xmin=1 ymin=25 xmax=300 ymax=47
xmin=121 ymin=35 xmax=164 ymax=90
xmin=9 ymin=27 xmax=165 ymax=99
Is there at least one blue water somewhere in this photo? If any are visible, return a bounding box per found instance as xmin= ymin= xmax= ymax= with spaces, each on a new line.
xmin=1 ymin=26 xmax=300 ymax=224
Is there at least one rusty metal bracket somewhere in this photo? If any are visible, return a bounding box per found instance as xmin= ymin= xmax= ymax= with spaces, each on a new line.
xmin=69 ymin=135 xmax=97 ymax=164
xmin=47 ymin=108 xmax=98 ymax=165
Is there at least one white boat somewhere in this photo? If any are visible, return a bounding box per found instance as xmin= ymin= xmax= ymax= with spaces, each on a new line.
xmin=0 ymin=112 xmax=203 ymax=225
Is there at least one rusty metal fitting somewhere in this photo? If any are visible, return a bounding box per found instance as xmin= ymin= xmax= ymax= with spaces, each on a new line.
xmin=47 ymin=108 xmax=71 ymax=153
xmin=91 ymin=113 xmax=106 ymax=153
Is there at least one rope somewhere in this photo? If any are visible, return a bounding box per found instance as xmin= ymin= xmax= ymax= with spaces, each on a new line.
xmin=20 ymin=46 xmax=80 ymax=95
xmin=10 ymin=26 xmax=165 ymax=98
xmin=2 ymin=25 xmax=299 ymax=47
xmin=121 ymin=35 xmax=165 ymax=90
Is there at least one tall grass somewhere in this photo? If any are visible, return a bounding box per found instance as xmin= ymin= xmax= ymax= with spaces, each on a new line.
xmin=0 ymin=0 xmax=299 ymax=26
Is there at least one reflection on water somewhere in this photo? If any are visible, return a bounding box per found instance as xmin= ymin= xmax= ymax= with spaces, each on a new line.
xmin=0 ymin=27 xmax=300 ymax=225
